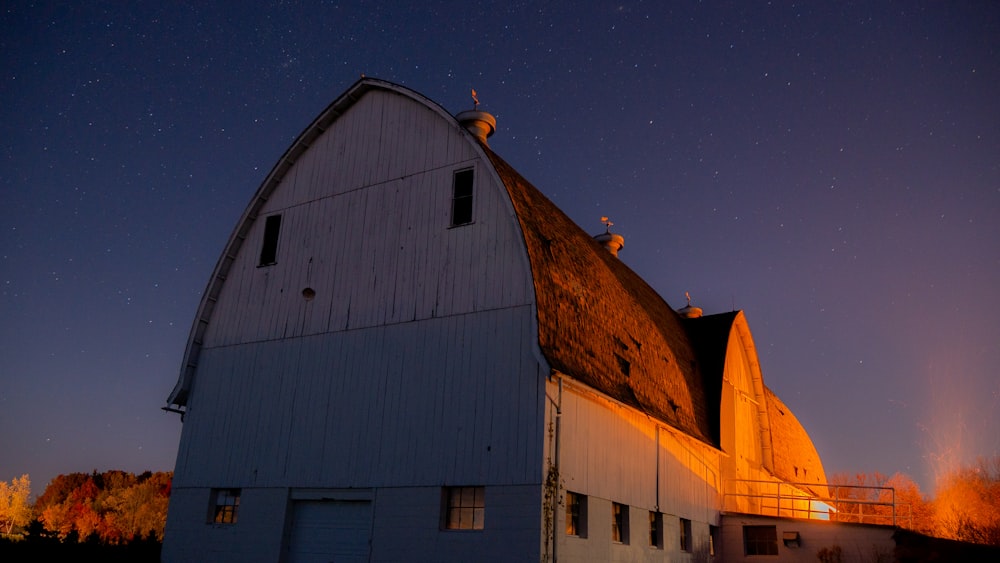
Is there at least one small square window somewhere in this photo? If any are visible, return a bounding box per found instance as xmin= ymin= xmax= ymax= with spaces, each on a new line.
xmin=611 ymin=502 xmax=629 ymax=544
xmin=450 ymin=169 xmax=474 ymax=226
xmin=210 ymin=488 xmax=240 ymax=524
xmin=565 ymin=491 xmax=587 ymax=537
xmin=679 ymin=517 xmax=692 ymax=552
xmin=649 ymin=511 xmax=664 ymax=548
xmin=443 ymin=486 xmax=484 ymax=530
xmin=744 ymin=525 xmax=779 ymax=556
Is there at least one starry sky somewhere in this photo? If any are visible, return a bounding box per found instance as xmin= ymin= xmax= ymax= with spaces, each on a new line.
xmin=2 ymin=1 xmax=998 ymax=497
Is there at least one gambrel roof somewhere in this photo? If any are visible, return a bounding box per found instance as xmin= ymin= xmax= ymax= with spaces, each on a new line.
xmin=486 ymin=149 xmax=714 ymax=444
xmin=765 ymin=387 xmax=829 ymax=495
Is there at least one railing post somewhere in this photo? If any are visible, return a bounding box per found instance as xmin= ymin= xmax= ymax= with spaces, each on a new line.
xmin=891 ymin=487 xmax=896 ymax=527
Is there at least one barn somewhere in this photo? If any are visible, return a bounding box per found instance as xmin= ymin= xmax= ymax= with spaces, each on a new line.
xmin=162 ymin=78 xmax=893 ymax=562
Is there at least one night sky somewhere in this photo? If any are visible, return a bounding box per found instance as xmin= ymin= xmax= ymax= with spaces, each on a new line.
xmin=2 ymin=1 xmax=998 ymax=497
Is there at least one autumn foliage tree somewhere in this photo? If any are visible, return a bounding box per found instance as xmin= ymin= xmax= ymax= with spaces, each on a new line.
xmin=932 ymin=456 xmax=1000 ymax=546
xmin=34 ymin=470 xmax=171 ymax=544
xmin=0 ymin=474 xmax=32 ymax=535
xmin=829 ymin=471 xmax=934 ymax=533
xmin=832 ymin=459 xmax=1000 ymax=547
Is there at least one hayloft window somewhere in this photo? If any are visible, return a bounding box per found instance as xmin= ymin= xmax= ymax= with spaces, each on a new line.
xmin=611 ymin=502 xmax=629 ymax=544
xmin=210 ymin=488 xmax=240 ymax=524
xmin=443 ymin=486 xmax=484 ymax=530
xmin=649 ymin=511 xmax=663 ymax=549
xmin=450 ymin=168 xmax=474 ymax=226
xmin=565 ymin=491 xmax=587 ymax=537
xmin=679 ymin=517 xmax=692 ymax=552
xmin=743 ymin=525 xmax=778 ymax=555
xmin=258 ymin=214 xmax=282 ymax=266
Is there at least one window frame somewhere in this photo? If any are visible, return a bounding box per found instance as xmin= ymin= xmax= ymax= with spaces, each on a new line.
xmin=450 ymin=168 xmax=475 ymax=227
xmin=648 ymin=511 xmax=664 ymax=549
xmin=442 ymin=486 xmax=485 ymax=531
xmin=743 ymin=525 xmax=779 ymax=556
xmin=565 ymin=491 xmax=587 ymax=537
xmin=209 ymin=488 xmax=241 ymax=524
xmin=258 ymin=214 xmax=282 ymax=266
xmin=611 ymin=502 xmax=629 ymax=544
xmin=679 ymin=517 xmax=693 ymax=552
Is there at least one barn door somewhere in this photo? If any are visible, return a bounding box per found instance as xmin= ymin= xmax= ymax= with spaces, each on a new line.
xmin=285 ymin=499 xmax=372 ymax=563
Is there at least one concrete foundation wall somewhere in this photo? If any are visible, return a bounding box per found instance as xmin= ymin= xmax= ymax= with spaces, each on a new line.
xmin=719 ymin=513 xmax=895 ymax=563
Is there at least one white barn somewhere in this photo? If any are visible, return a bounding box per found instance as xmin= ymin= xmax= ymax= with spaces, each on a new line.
xmin=162 ymin=78 xmax=891 ymax=562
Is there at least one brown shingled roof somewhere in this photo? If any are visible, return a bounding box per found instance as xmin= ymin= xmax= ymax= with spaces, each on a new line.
xmin=764 ymin=386 xmax=829 ymax=496
xmin=484 ymin=148 xmax=714 ymax=445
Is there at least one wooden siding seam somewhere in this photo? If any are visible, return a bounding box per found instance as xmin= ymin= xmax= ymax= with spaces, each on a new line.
xmin=199 ymin=302 xmax=536 ymax=352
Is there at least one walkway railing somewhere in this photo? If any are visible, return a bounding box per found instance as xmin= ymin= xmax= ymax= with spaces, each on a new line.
xmin=723 ymin=479 xmax=911 ymax=528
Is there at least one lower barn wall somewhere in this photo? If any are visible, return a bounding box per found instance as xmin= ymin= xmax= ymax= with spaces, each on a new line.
xmin=162 ymin=484 xmax=542 ymax=563
xmin=548 ymin=380 xmax=724 ymax=562
xmin=559 ymin=498 xmax=718 ymax=563
xmin=719 ymin=513 xmax=896 ymax=563
xmin=162 ymin=486 xmax=288 ymax=563
xmin=552 ymin=380 xmax=722 ymax=522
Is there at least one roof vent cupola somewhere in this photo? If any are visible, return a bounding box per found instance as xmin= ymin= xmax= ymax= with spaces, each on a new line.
xmin=456 ymin=88 xmax=496 ymax=146
xmin=594 ymin=216 xmax=625 ymax=258
xmin=677 ymin=292 xmax=703 ymax=319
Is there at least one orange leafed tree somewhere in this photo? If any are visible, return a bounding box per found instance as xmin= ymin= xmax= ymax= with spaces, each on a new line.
xmin=932 ymin=456 xmax=1000 ymax=545
xmin=35 ymin=470 xmax=172 ymax=543
xmin=829 ymin=471 xmax=934 ymax=533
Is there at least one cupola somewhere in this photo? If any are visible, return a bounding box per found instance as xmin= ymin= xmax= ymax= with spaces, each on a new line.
xmin=677 ymin=292 xmax=703 ymax=318
xmin=456 ymin=88 xmax=496 ymax=146
xmin=594 ymin=216 xmax=625 ymax=258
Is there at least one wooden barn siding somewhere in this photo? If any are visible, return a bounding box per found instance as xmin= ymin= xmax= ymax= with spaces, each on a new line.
xmin=201 ymin=95 xmax=529 ymax=347
xmin=261 ymin=91 xmax=471 ymax=210
xmin=370 ymin=485 xmax=542 ymax=561
xmin=162 ymin=487 xmax=289 ymax=563
xmin=721 ymin=330 xmax=764 ymax=484
xmin=176 ymin=305 xmax=545 ymax=488
xmin=553 ymin=381 xmax=722 ymax=525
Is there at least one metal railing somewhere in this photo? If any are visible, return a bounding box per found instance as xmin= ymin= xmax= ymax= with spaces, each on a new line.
xmin=723 ymin=479 xmax=911 ymax=528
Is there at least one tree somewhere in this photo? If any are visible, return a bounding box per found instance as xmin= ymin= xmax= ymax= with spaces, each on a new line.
xmin=933 ymin=456 xmax=1000 ymax=545
xmin=829 ymin=471 xmax=933 ymax=531
xmin=0 ymin=474 xmax=32 ymax=535
xmin=884 ymin=472 xmax=935 ymax=535
xmin=33 ymin=473 xmax=88 ymax=514
xmin=33 ymin=470 xmax=172 ymax=544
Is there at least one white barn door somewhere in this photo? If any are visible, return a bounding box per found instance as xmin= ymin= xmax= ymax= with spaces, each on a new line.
xmin=286 ymin=499 xmax=372 ymax=563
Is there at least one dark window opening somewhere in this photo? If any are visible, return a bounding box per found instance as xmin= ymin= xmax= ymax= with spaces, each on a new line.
xmin=744 ymin=525 xmax=779 ymax=556
xmin=259 ymin=214 xmax=282 ymax=266
xmin=612 ymin=502 xmax=629 ymax=544
xmin=451 ymin=169 xmax=474 ymax=226
xmin=649 ymin=511 xmax=663 ymax=548
xmin=680 ymin=517 xmax=692 ymax=552
xmin=566 ymin=491 xmax=587 ymax=537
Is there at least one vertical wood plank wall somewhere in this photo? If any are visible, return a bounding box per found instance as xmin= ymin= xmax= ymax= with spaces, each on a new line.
xmin=173 ymin=88 xmax=543 ymax=489
xmin=553 ymin=381 xmax=722 ymax=522
xmin=550 ymin=380 xmax=724 ymax=562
